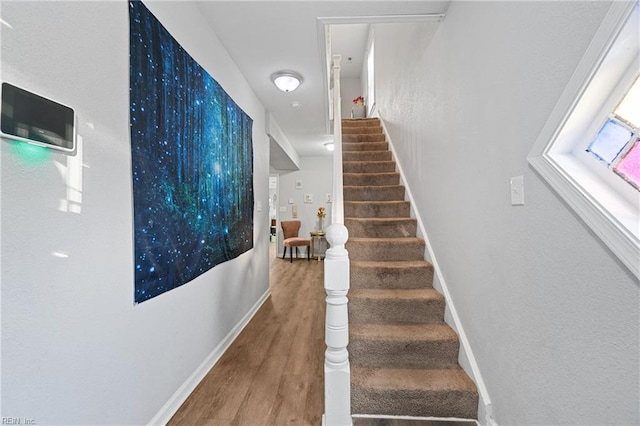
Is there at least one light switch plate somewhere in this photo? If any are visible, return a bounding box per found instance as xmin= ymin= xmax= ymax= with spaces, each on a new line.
xmin=256 ymin=201 xmax=262 ymax=212
xmin=510 ymin=175 xmax=525 ymax=206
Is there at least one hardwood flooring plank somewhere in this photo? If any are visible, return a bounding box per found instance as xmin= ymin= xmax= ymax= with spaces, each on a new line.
xmin=303 ymin=370 xmax=324 ymax=426
xmin=270 ymin=374 xmax=310 ymax=425
xmin=230 ymin=352 xmax=289 ymax=425
xmin=199 ymin=369 xmax=257 ymax=421
xmin=168 ymin=247 xmax=325 ymax=425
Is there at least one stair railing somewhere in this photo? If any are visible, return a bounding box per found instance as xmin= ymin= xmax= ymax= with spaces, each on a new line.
xmin=323 ymin=54 xmax=351 ymax=426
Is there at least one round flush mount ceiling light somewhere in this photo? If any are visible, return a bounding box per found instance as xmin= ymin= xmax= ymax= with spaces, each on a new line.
xmin=324 ymin=142 xmax=335 ymax=152
xmin=271 ymin=70 xmax=303 ymax=93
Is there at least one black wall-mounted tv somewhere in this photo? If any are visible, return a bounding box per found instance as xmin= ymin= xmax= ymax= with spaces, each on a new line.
xmin=1 ymin=82 xmax=76 ymax=152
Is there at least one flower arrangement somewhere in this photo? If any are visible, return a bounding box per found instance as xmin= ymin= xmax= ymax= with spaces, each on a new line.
xmin=352 ymin=96 xmax=365 ymax=106
xmin=317 ymin=206 xmax=326 ymax=219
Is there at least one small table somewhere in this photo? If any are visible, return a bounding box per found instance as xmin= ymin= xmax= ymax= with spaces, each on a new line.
xmin=310 ymin=231 xmax=329 ymax=261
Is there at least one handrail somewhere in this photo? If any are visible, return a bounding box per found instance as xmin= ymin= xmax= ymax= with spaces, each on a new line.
xmin=323 ymin=54 xmax=351 ymax=426
xmin=330 ymin=55 xmax=344 ymax=224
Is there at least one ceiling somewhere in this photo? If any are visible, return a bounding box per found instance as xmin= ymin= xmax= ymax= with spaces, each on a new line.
xmin=197 ymin=1 xmax=450 ymax=163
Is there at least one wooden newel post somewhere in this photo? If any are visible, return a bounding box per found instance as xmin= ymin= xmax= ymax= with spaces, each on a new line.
xmin=324 ymin=223 xmax=351 ymax=426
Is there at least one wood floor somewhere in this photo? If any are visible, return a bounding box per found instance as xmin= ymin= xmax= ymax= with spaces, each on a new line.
xmin=168 ymin=245 xmax=326 ymax=425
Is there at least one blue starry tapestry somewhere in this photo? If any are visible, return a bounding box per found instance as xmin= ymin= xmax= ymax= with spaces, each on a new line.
xmin=129 ymin=1 xmax=254 ymax=303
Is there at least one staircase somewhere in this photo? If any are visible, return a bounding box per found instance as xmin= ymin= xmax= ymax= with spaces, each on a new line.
xmin=342 ymin=118 xmax=478 ymax=419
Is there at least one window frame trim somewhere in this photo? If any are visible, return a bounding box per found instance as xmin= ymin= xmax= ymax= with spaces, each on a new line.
xmin=528 ymin=0 xmax=640 ymax=280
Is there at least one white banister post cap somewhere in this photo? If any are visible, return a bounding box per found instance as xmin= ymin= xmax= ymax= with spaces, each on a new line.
xmin=326 ymin=223 xmax=348 ymax=246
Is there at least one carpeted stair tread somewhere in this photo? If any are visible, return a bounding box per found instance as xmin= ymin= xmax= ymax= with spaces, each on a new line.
xmin=351 ymin=323 xmax=457 ymax=342
xmin=344 ymin=185 xmax=405 ymax=202
xmin=345 ymin=201 xmax=411 ymax=218
xmin=343 ymin=118 xmax=380 ymax=127
xmin=344 ymin=142 xmax=388 ymax=152
xmin=352 ymin=419 xmax=475 ymax=426
xmin=346 ymin=217 xmax=417 ymax=238
xmin=343 ymin=126 xmax=383 ymax=134
xmin=351 ymin=260 xmax=434 ymax=290
xmin=348 ymin=236 xmax=425 ymax=244
xmin=345 ymin=200 xmax=410 ymax=207
xmin=343 ymin=151 xmax=392 ymax=162
xmin=351 ymin=260 xmax=433 ymax=271
xmin=343 ymin=133 xmax=386 ymax=143
xmin=350 ymin=324 xmax=460 ymax=369
xmin=353 ymin=367 xmax=477 ymax=392
xmin=350 ymin=288 xmax=443 ymax=302
xmin=344 ymin=172 xmax=400 ymax=186
xmin=351 ymin=367 xmax=478 ymax=418
xmin=349 ymin=289 xmax=445 ymax=324
xmin=347 ymin=237 xmax=425 ymax=262
xmin=344 ymin=161 xmax=396 ymax=173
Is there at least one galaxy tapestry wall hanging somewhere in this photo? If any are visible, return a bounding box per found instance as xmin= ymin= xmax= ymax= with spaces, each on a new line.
xmin=129 ymin=1 xmax=254 ymax=304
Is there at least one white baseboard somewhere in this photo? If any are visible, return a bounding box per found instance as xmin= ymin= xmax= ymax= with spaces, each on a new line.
xmin=378 ymin=115 xmax=495 ymax=426
xmin=147 ymin=288 xmax=271 ymax=425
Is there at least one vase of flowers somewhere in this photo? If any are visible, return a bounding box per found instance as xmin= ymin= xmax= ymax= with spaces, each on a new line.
xmin=351 ymin=96 xmax=366 ymax=118
xmin=317 ymin=206 xmax=326 ymax=231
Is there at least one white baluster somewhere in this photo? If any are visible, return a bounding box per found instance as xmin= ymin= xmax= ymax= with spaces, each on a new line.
xmin=324 ymin=223 xmax=351 ymax=426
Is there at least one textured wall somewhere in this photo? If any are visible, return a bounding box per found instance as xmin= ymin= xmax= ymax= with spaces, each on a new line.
xmin=374 ymin=2 xmax=639 ymax=424
xmin=0 ymin=1 xmax=269 ymax=423
xmin=277 ymin=157 xmax=334 ymax=256
xmin=341 ymin=78 xmax=363 ymax=118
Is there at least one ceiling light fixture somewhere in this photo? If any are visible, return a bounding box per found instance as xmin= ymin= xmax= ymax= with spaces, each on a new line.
xmin=271 ymin=70 xmax=303 ymax=93
xmin=324 ymin=142 xmax=335 ymax=152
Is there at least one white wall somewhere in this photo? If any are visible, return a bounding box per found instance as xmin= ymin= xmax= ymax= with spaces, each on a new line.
xmin=0 ymin=1 xmax=269 ymax=424
xmin=374 ymin=2 xmax=639 ymax=425
xmin=341 ymin=78 xmax=363 ymax=119
xmin=276 ymin=156 xmax=333 ymax=257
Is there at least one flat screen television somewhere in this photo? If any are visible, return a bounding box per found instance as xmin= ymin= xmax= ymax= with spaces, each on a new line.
xmin=1 ymin=82 xmax=76 ymax=152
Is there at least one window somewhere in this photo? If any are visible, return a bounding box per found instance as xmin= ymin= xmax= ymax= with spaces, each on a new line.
xmin=586 ymin=75 xmax=640 ymax=190
xmin=528 ymin=1 xmax=639 ymax=279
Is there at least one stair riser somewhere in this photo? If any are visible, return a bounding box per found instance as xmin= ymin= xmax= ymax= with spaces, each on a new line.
xmin=348 ymin=243 xmax=423 ymax=262
xmin=350 ymin=339 xmax=459 ymax=369
xmin=342 ymin=119 xmax=380 ymax=127
xmin=345 ymin=202 xmax=410 ymax=218
xmin=343 ymin=126 xmax=382 ymax=134
xmin=344 ymin=173 xmax=399 ymax=186
xmin=343 ymin=161 xmax=396 ymax=174
xmin=349 ymin=298 xmax=445 ymax=324
xmin=343 ymin=151 xmax=392 ymax=162
xmin=344 ymin=186 xmax=405 ymax=202
xmin=343 ymin=134 xmax=386 ymax=143
xmin=347 ymin=240 xmax=425 ymax=262
xmin=351 ymin=265 xmax=434 ymax=290
xmin=346 ymin=219 xmax=417 ymax=238
xmin=351 ymin=389 xmax=478 ymax=419
xmin=344 ymin=142 xmax=388 ymax=152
